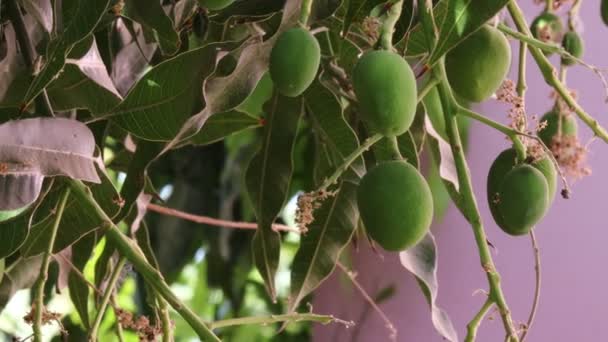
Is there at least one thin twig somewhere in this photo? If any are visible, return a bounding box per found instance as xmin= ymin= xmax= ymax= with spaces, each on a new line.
xmin=520 ymin=231 xmax=541 ymax=342
xmin=336 ymin=262 xmax=397 ymax=341
xmin=90 ymin=257 xmax=127 ymax=341
xmin=465 ymin=298 xmax=494 ymax=342
xmin=209 ymin=312 xmax=353 ymax=330
xmin=146 ymin=203 xmax=299 ymax=233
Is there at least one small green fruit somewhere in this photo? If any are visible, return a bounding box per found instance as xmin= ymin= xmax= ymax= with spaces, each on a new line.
xmin=538 ymin=110 xmax=578 ymax=146
xmin=487 ymin=148 xmax=556 ymax=231
xmin=445 ymin=25 xmax=511 ymax=103
xmin=497 ymin=165 xmax=549 ymax=236
xmin=352 ymin=50 xmax=417 ymax=136
xmin=357 ymin=161 xmax=433 ymax=251
xmin=269 ymin=28 xmax=321 ymax=97
xmin=197 ymin=0 xmax=235 ymax=10
xmin=530 ymin=12 xmax=563 ymax=55
xmin=561 ymin=31 xmax=584 ymax=66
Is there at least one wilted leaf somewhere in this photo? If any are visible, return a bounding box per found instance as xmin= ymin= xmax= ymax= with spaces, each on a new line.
xmin=289 ymin=181 xmax=358 ymax=311
xmin=110 ymin=41 xmax=236 ymax=141
xmin=305 ymin=81 xmax=365 ymax=180
xmin=189 ymin=110 xmax=261 ymax=146
xmin=0 ymin=117 xmax=100 ymax=183
xmin=22 ymin=0 xmax=112 ymax=106
xmin=123 ymin=0 xmax=180 ymax=55
xmin=20 ymin=0 xmax=53 ymax=33
xmin=424 ymin=115 xmax=459 ymax=191
xmin=400 ymin=233 xmax=458 ymax=342
xmin=429 ymin=0 xmax=509 ymax=64
xmin=245 ymin=93 xmax=303 ymax=300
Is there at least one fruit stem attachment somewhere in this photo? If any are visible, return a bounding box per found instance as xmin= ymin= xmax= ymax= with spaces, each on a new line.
xmin=299 ymin=0 xmax=314 ymax=26
xmin=32 ymin=188 xmax=70 ymax=342
xmin=507 ymin=0 xmax=608 ymax=143
xmin=376 ymin=0 xmax=404 ymax=50
xmin=318 ymin=133 xmax=383 ymax=191
xmin=389 ymin=136 xmax=403 ymax=160
xmin=68 ymin=180 xmax=221 ymax=342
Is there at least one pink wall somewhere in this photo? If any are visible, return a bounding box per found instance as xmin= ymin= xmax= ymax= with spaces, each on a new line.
xmin=313 ymin=3 xmax=608 ymax=341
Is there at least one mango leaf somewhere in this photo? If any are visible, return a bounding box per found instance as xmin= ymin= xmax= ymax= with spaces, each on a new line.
xmin=123 ymin=0 xmax=180 ymax=56
xmin=0 ymin=207 xmax=34 ymax=258
xmin=424 ymin=113 xmax=459 ymax=191
xmin=0 ymin=164 xmax=44 ymax=210
xmin=0 ymin=118 xmax=100 ymax=183
xmin=47 ymin=38 xmax=122 ymax=115
xmin=399 ymin=0 xmax=448 ymax=57
xmin=0 ymin=256 xmax=42 ymax=310
xmin=20 ymin=166 xmax=120 ymax=257
xmin=304 ymin=81 xmax=365 ymax=180
xmin=110 ymin=41 xmax=235 ymax=141
xmin=429 ymin=0 xmax=509 ymax=64
xmin=22 ymin=0 xmax=112 ymax=106
xmin=289 ymin=181 xmax=358 ymax=311
xmin=310 ymin=0 xmax=343 ymax=22
xmin=245 ymin=93 xmax=303 ymax=300
xmin=211 ymin=0 xmax=285 ymax=21
xmin=400 ymin=233 xmax=458 ymax=342
xmin=20 ymin=0 xmax=53 ymax=33
xmin=189 ymin=110 xmax=261 ymax=146
xmin=342 ymin=0 xmax=384 ymax=36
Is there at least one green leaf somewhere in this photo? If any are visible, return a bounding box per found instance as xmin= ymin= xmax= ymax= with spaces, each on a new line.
xmin=22 ymin=0 xmax=112 ymax=106
xmin=245 ymin=93 xmax=303 ymax=300
xmin=429 ymin=0 xmax=510 ymax=63
xmin=399 ymin=233 xmax=458 ymax=342
xmin=123 ymin=0 xmax=180 ymax=56
xmin=20 ymin=167 xmax=120 ymax=257
xmin=68 ymin=232 xmax=97 ymax=329
xmin=0 ymin=256 xmax=42 ymax=310
xmin=342 ymin=0 xmax=384 ymax=36
xmin=110 ymin=42 xmax=235 ymax=141
xmin=0 ymin=208 xmax=34 ymax=259
xmin=399 ymin=0 xmax=448 ymax=57
xmin=289 ymin=181 xmax=358 ymax=311
xmin=311 ymin=0 xmax=343 ymax=22
xmin=304 ymin=81 xmax=365 ymax=181
xmin=189 ymin=110 xmax=261 ymax=146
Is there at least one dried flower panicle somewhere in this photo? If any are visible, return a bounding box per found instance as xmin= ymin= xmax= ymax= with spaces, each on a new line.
xmin=550 ymin=135 xmax=591 ymax=179
xmin=362 ymin=16 xmax=380 ymax=42
xmin=116 ymin=308 xmax=163 ymax=342
xmin=497 ymin=79 xmax=528 ymax=133
xmin=23 ymin=304 xmax=63 ymax=329
xmin=295 ymin=189 xmax=338 ymax=233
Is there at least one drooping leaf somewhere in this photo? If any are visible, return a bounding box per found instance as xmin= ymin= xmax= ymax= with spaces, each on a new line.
xmin=47 ymin=38 xmax=122 ymax=115
xmin=289 ymin=181 xmax=358 ymax=311
xmin=424 ymin=113 xmax=459 ymax=191
xmin=245 ymin=93 xmax=303 ymax=300
xmin=400 ymin=233 xmax=458 ymax=342
xmin=189 ymin=110 xmax=261 ymax=146
xmin=20 ymin=167 xmax=120 ymax=257
xmin=123 ymin=0 xmax=180 ymax=55
xmin=22 ymin=0 xmax=112 ymax=106
xmin=110 ymin=41 xmax=236 ymax=141
xmin=304 ymin=80 xmax=365 ymax=180
xmin=64 ymin=231 xmax=96 ymax=329
xmin=0 ymin=164 xmax=44 ymax=210
xmin=20 ymin=0 xmax=54 ymax=32
xmin=429 ymin=0 xmax=509 ymax=64
xmin=0 ymin=256 xmax=42 ymax=310
xmin=0 ymin=118 xmax=100 ymax=183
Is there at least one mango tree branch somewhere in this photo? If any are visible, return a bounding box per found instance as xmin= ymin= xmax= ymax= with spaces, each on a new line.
xmin=68 ymin=180 xmax=221 ymax=342
xmin=465 ymin=298 xmax=494 ymax=342
xmin=32 ymin=188 xmax=70 ymax=342
xmin=520 ymin=231 xmax=542 ymax=342
xmin=507 ymin=0 xmax=608 ymax=143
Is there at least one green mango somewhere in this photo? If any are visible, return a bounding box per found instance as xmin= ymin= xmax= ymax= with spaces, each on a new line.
xmin=352 ymin=50 xmax=417 ymax=137
xmin=561 ymin=31 xmax=584 ymax=66
xmin=269 ymin=28 xmax=320 ymax=97
xmin=445 ymin=25 xmax=511 ymax=103
xmin=357 ymin=161 xmax=433 ymax=251
xmin=538 ymin=110 xmax=578 ymax=146
xmin=497 ymin=165 xmax=550 ymax=236
xmin=530 ymin=12 xmax=563 ymax=56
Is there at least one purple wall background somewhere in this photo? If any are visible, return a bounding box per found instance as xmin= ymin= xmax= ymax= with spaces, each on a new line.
xmin=313 ymin=3 xmax=608 ymax=341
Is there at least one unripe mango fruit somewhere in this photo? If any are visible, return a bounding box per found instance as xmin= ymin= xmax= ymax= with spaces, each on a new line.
xmin=197 ymin=0 xmax=235 ymax=11
xmin=352 ymin=50 xmax=417 ymax=136
xmin=497 ymin=165 xmax=550 ymax=236
xmin=561 ymin=31 xmax=584 ymax=66
xmin=538 ymin=110 xmax=578 ymax=146
xmin=357 ymin=161 xmax=433 ymax=251
xmin=531 ymin=12 xmax=563 ymax=55
xmin=487 ymin=148 xmax=556 ymax=232
xmin=445 ymin=25 xmax=511 ymax=103
xmin=269 ymin=28 xmax=321 ymax=97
